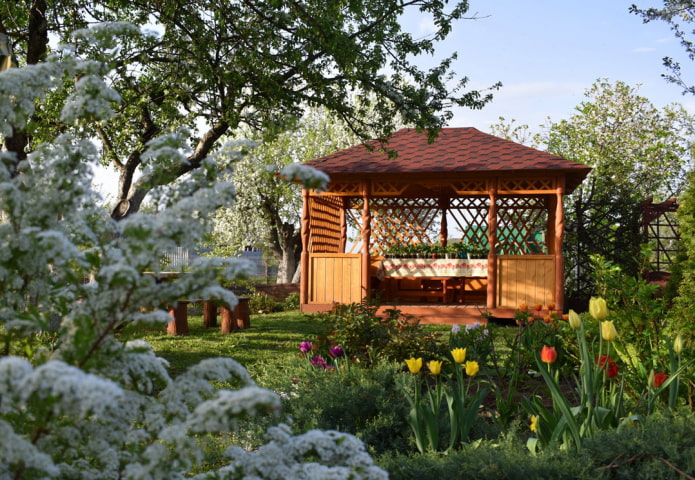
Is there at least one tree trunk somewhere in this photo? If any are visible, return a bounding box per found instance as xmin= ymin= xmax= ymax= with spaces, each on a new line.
xmin=110 ymin=121 xmax=229 ymax=220
xmin=291 ymin=263 xmax=301 ymax=283
xmin=1 ymin=0 xmax=48 ymax=169
xmin=270 ymin=224 xmax=301 ymax=284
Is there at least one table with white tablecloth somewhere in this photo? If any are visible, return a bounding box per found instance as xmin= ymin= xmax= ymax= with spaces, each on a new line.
xmin=376 ymin=258 xmax=488 ymax=303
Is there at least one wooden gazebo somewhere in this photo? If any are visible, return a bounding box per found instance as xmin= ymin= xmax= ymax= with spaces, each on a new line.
xmin=299 ymin=128 xmax=591 ymax=324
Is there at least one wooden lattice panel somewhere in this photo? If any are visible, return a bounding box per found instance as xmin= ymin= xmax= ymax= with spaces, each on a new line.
xmin=495 ymin=197 xmax=547 ymax=255
xmin=371 ymin=181 xmax=409 ymax=196
xmin=315 ymin=182 xmax=362 ymax=196
xmin=370 ymin=198 xmax=440 ymax=254
xmin=450 ymin=179 xmax=488 ymax=195
xmin=499 ymin=177 xmax=555 ymax=193
xmin=449 ymin=197 xmax=490 ymax=248
xmin=308 ymin=196 xmax=343 ymax=253
xmin=642 ymin=199 xmax=679 ymax=272
xmin=345 ymin=197 xmax=442 ymax=254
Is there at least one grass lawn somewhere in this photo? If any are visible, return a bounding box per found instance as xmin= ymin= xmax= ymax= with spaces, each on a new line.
xmin=128 ymin=310 xmax=332 ymax=377
xmin=128 ymin=308 xmax=503 ymax=377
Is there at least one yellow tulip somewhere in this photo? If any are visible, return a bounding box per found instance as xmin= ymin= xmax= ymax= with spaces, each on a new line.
xmin=568 ymin=309 xmax=582 ymax=330
xmin=405 ymin=357 xmax=422 ymax=374
xmin=589 ymin=297 xmax=609 ymax=321
xmin=451 ymin=347 xmax=467 ymax=364
xmin=674 ymin=334 xmax=683 ymax=354
xmin=530 ymin=415 xmax=539 ymax=433
xmin=427 ymin=360 xmax=443 ymax=375
xmin=601 ymin=320 xmax=617 ymax=342
xmin=465 ymin=360 xmax=479 ymax=377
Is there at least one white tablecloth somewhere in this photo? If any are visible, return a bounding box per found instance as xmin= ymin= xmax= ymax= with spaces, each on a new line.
xmin=378 ymin=258 xmax=488 ymax=278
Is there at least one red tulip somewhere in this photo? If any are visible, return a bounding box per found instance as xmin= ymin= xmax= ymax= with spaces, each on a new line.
xmin=597 ymin=355 xmax=619 ymax=378
xmin=541 ymin=345 xmax=557 ymax=364
xmin=653 ymin=372 xmax=668 ymax=388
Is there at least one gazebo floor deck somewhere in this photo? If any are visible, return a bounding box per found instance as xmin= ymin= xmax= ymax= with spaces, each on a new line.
xmin=376 ymin=304 xmax=516 ymax=325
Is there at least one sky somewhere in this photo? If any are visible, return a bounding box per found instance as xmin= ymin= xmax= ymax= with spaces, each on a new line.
xmin=404 ymin=0 xmax=695 ymax=131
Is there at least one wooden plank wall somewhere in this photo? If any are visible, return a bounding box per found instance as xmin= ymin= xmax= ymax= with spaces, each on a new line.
xmin=497 ymin=255 xmax=555 ymax=308
xmin=309 ymin=254 xmax=362 ymax=304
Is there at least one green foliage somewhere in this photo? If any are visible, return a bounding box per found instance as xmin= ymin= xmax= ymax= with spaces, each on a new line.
xmin=378 ymin=433 xmax=594 ymax=480
xmin=248 ymin=291 xmax=300 ymax=314
xmin=249 ymin=292 xmax=281 ymax=313
xmin=669 ymin=170 xmax=695 ymax=344
xmin=9 ymin=0 xmax=498 ymax=219
xmin=378 ymin=409 xmax=695 ymax=479
xmin=314 ymin=302 xmax=443 ymax=365
xmin=281 ymin=361 xmax=413 ymax=455
xmin=587 ymin=255 xmax=695 ymax=407
xmin=496 ymin=79 xmax=695 ymax=307
xmin=582 ymin=408 xmax=695 ymax=479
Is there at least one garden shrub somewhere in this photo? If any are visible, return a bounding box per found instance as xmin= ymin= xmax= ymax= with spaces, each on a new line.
xmin=377 ymin=432 xmax=593 ymax=480
xmin=314 ymin=302 xmax=443 ymax=365
xmin=281 ymin=361 xmax=414 ymax=455
xmin=582 ymin=408 xmax=695 ymax=479
xmin=249 ymin=291 xmax=282 ymax=313
xmin=669 ymin=169 xmax=695 ymax=345
xmin=248 ymin=291 xmax=299 ymax=313
xmin=378 ymin=409 xmax=695 ymax=479
xmin=281 ymin=291 xmax=300 ymax=311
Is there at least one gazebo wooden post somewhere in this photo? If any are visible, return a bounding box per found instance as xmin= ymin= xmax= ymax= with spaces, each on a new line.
xmin=361 ymin=182 xmax=372 ymax=300
xmin=553 ymin=178 xmax=566 ymax=311
xmin=487 ymin=182 xmax=498 ymax=310
xmin=299 ymin=189 xmax=310 ymax=305
xmin=340 ymin=197 xmax=348 ymax=252
xmin=439 ymin=198 xmax=449 ymax=246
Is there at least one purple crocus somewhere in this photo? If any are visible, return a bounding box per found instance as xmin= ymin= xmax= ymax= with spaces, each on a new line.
xmin=299 ymin=341 xmax=312 ymax=353
xmin=451 ymin=325 xmax=461 ymax=334
xmin=328 ymin=345 xmax=344 ymax=358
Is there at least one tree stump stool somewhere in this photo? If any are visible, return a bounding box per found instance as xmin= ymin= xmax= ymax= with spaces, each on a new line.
xmin=166 ymin=301 xmax=189 ymax=336
xmin=220 ymin=296 xmax=251 ymax=334
xmin=203 ymin=301 xmax=218 ymax=328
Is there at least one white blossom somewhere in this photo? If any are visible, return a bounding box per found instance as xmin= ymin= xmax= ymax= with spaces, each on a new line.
xmin=0 ymin=25 xmax=385 ymax=480
xmin=19 ymin=360 xmax=124 ymax=419
xmin=279 ymin=163 xmax=330 ymax=191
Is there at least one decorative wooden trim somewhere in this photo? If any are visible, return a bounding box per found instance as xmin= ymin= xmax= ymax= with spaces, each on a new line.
xmin=361 ymin=182 xmax=371 ymax=300
xmin=300 ymin=189 xmax=310 ymax=305
xmin=310 ymin=182 xmax=361 ymax=196
xmin=371 ymin=181 xmax=409 ymax=196
xmin=554 ymin=178 xmax=565 ymax=311
xmin=450 ymin=178 xmax=488 ymax=195
xmin=487 ymin=184 xmax=498 ymax=309
xmin=498 ymin=176 xmax=556 ymax=194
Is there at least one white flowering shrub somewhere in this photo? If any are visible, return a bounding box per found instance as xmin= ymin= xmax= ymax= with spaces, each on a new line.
xmin=0 ymin=24 xmax=385 ymax=480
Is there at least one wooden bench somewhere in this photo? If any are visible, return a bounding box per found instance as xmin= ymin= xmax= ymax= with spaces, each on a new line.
xmin=383 ymin=277 xmax=460 ymax=303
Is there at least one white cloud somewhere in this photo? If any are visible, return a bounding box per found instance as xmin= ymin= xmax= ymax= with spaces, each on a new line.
xmin=632 ymin=46 xmax=656 ymax=53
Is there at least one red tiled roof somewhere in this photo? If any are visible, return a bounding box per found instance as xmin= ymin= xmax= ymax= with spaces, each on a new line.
xmin=305 ymin=127 xmax=591 ymax=189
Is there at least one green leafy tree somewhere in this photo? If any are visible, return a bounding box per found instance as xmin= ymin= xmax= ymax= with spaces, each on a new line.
xmin=210 ymin=107 xmax=361 ymax=282
xmin=1 ymin=0 xmax=498 ymax=219
xmin=669 ymin=170 xmax=695 ymax=342
xmin=491 ymin=79 xmax=695 ymax=306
